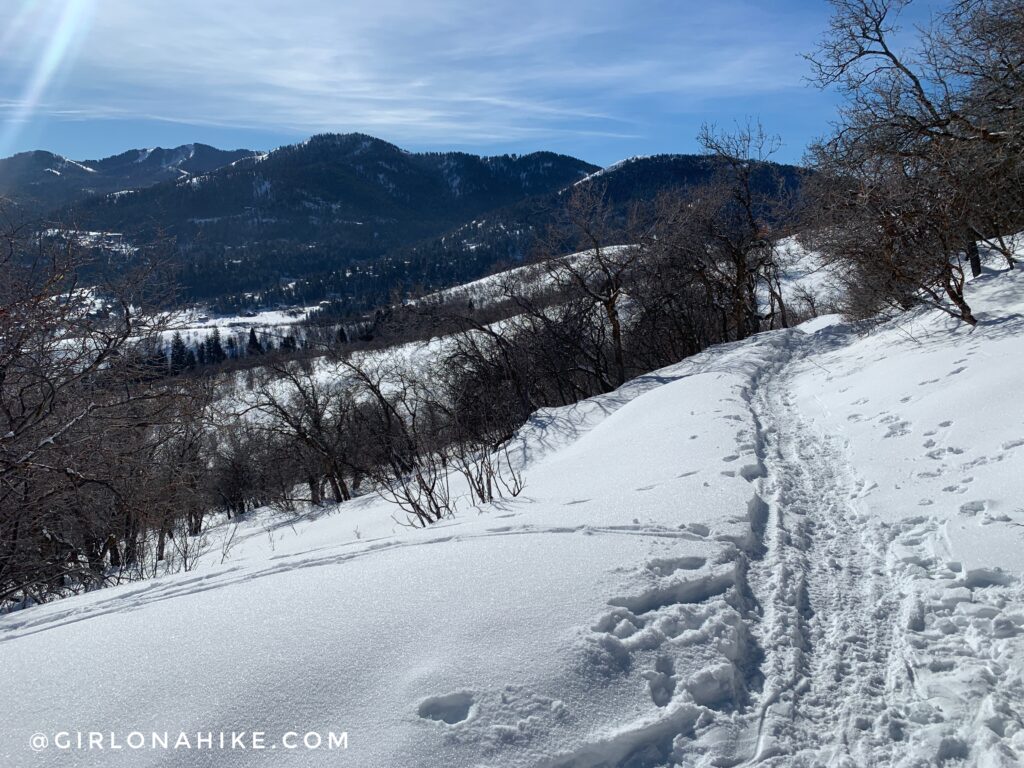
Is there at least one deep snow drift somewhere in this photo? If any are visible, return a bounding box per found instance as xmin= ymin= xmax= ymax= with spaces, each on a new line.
xmin=3 ymin=260 xmax=1024 ymax=767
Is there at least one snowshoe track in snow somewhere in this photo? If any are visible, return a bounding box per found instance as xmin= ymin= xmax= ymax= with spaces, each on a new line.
xmin=744 ymin=337 xmax=903 ymax=766
xmin=736 ymin=334 xmax=1024 ymax=767
xmin=554 ymin=330 xmax=1024 ymax=767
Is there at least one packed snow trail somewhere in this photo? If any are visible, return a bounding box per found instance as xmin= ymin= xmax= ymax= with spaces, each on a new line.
xmin=742 ymin=332 xmax=903 ymax=766
xmin=673 ymin=321 xmax=1024 ymax=768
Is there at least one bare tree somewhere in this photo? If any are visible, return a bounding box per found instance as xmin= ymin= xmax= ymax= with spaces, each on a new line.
xmin=805 ymin=0 xmax=1023 ymax=324
xmin=538 ymin=186 xmax=645 ymax=388
xmin=338 ymin=356 xmax=457 ymax=526
xmin=248 ymin=359 xmax=357 ymax=504
xmin=0 ymin=212 xmax=183 ymax=605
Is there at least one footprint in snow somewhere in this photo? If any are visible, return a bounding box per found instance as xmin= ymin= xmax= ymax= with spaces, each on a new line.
xmin=644 ymin=656 xmax=676 ymax=707
xmin=884 ymin=421 xmax=911 ymax=438
xmin=678 ymin=522 xmax=710 ymax=538
xmin=646 ymin=556 xmax=706 ymax=575
xmin=980 ymin=512 xmax=1013 ymax=526
xmin=418 ymin=692 xmax=475 ymax=725
xmin=959 ymin=500 xmax=986 ymax=516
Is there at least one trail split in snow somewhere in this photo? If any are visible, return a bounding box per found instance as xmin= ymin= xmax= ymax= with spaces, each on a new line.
xmin=555 ymin=326 xmax=1024 ymax=768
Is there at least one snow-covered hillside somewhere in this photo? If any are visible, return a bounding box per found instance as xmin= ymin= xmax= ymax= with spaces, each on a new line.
xmin=424 ymin=245 xmax=633 ymax=311
xmin=3 ymin=259 xmax=1023 ymax=767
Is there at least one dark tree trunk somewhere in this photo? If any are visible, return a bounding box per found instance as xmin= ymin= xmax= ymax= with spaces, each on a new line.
xmin=943 ymin=268 xmax=977 ymax=326
xmin=122 ymin=515 xmax=140 ymax=566
xmin=106 ymin=535 xmax=121 ymax=568
xmin=603 ymin=300 xmax=626 ymax=387
xmin=327 ymin=474 xmax=348 ymax=503
xmin=966 ymin=239 xmax=982 ymax=278
xmin=86 ymin=537 xmax=107 ymax=573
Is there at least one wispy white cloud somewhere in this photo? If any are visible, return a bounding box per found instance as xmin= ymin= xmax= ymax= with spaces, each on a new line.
xmin=0 ymin=0 xmax=827 ymax=156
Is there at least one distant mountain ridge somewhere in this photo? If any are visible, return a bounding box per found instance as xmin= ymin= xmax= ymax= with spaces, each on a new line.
xmin=3 ymin=133 xmax=803 ymax=317
xmin=0 ymin=143 xmax=256 ymax=212
xmin=65 ymin=133 xmax=599 ymax=242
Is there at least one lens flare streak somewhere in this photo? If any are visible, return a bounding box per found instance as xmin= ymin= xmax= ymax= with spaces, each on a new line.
xmin=0 ymin=0 xmax=93 ymax=158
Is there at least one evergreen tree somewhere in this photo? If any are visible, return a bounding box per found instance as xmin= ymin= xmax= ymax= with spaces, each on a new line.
xmin=247 ymin=327 xmax=263 ymax=356
xmin=205 ymin=328 xmax=226 ymax=364
xmin=169 ymin=332 xmax=188 ymax=374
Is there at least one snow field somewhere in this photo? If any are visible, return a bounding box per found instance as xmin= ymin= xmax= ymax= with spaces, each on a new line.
xmin=3 ymin=247 xmax=1024 ymax=767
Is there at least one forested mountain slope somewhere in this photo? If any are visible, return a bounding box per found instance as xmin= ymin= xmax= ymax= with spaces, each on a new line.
xmin=6 ymin=135 xmax=803 ymax=313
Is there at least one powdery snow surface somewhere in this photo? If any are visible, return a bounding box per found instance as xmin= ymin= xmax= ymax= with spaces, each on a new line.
xmin=3 ymin=261 xmax=1024 ymax=767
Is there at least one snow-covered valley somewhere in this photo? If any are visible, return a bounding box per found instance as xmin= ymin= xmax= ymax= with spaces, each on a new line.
xmin=3 ymin=260 xmax=1024 ymax=768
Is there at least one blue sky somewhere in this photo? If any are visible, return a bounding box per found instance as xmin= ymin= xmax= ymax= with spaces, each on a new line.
xmin=0 ymin=0 xmax=932 ymax=166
